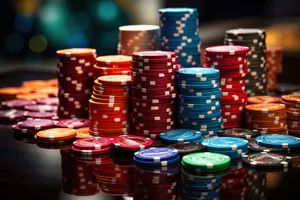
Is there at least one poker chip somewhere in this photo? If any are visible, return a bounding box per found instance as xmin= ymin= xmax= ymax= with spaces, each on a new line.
xmin=118 ymin=25 xmax=160 ymax=56
xmin=24 ymin=104 xmax=57 ymax=112
xmin=112 ymin=135 xmax=153 ymax=151
xmin=248 ymin=95 xmax=280 ymax=104
xmin=131 ymin=51 xmax=178 ymax=139
xmin=54 ymin=118 xmax=89 ymax=129
xmin=36 ymin=97 xmax=59 ymax=105
xmin=245 ymin=103 xmax=288 ymax=134
xmin=134 ymin=147 xmax=179 ymax=162
xmin=56 ymin=48 xmax=97 ymax=119
xmin=75 ymin=127 xmax=93 ymax=139
xmin=17 ymin=119 xmax=55 ymax=130
xmin=256 ymin=134 xmax=300 ymax=149
xmin=159 ymin=8 xmax=202 ymax=68
xmin=73 ymin=137 xmax=113 ymax=150
xmin=225 ymin=28 xmax=267 ymax=96
xmin=168 ymin=142 xmax=203 ymax=157
xmin=203 ymin=137 xmax=248 ymax=151
xmin=160 ymin=129 xmax=203 ymax=144
xmin=281 ymin=94 xmax=300 ymax=136
xmin=35 ymin=128 xmax=76 ymax=144
xmin=176 ymin=67 xmax=222 ymax=138
xmin=89 ymin=75 xmax=131 ymax=137
xmin=0 ymin=109 xmax=26 ymax=124
xmin=204 ymin=45 xmax=249 ymax=129
xmin=218 ymin=128 xmax=259 ymax=140
xmin=1 ymin=99 xmax=36 ymax=109
xmin=23 ymin=111 xmax=56 ymax=119
xmin=266 ymin=47 xmax=283 ymax=92
xmin=12 ymin=123 xmax=39 ymax=137
xmin=248 ymin=140 xmax=289 ymax=154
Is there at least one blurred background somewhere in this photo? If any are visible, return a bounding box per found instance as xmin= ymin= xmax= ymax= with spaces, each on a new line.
xmin=1 ymin=0 xmax=300 ymax=84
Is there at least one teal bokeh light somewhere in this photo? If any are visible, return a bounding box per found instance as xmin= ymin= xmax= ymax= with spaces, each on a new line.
xmin=97 ymin=1 xmax=119 ymax=21
xmin=5 ymin=32 xmax=24 ymax=53
xmin=68 ymin=32 xmax=89 ymax=48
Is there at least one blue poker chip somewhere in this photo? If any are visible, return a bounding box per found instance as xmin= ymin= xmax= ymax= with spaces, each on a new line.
xmin=179 ymin=110 xmax=222 ymax=119
xmin=202 ymin=137 xmax=248 ymax=151
xmin=178 ymin=67 xmax=219 ymax=77
xmin=134 ymin=163 xmax=180 ymax=174
xmin=178 ymin=83 xmax=220 ymax=90
xmin=182 ymin=177 xmax=221 ymax=185
xmin=183 ymin=179 xmax=221 ymax=191
xmin=134 ymin=147 xmax=179 ymax=162
xmin=178 ymin=87 xmax=221 ymax=95
xmin=179 ymin=93 xmax=221 ymax=100
xmin=179 ymin=104 xmax=221 ymax=113
xmin=256 ymin=134 xmax=300 ymax=149
xmin=179 ymin=101 xmax=220 ymax=109
xmin=134 ymin=155 xmax=180 ymax=167
xmin=160 ymin=129 xmax=202 ymax=144
xmin=207 ymin=148 xmax=248 ymax=157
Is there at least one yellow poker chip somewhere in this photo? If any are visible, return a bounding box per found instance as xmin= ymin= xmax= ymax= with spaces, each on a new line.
xmin=97 ymin=75 xmax=131 ymax=86
xmin=35 ymin=128 xmax=76 ymax=141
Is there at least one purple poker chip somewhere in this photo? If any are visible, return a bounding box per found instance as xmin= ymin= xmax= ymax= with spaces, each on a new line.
xmin=18 ymin=119 xmax=54 ymax=130
xmin=12 ymin=124 xmax=38 ymax=135
xmin=0 ymin=109 xmax=26 ymax=124
xmin=1 ymin=99 xmax=36 ymax=109
xmin=73 ymin=137 xmax=113 ymax=150
xmin=24 ymin=111 xmax=56 ymax=119
xmin=54 ymin=118 xmax=89 ymax=129
xmin=24 ymin=104 xmax=57 ymax=112
xmin=37 ymin=97 xmax=59 ymax=105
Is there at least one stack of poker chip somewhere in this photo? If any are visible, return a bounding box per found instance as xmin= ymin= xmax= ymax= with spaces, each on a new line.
xmin=176 ymin=68 xmax=222 ymax=138
xmin=160 ymin=129 xmax=204 ymax=144
xmin=224 ymin=28 xmax=267 ymax=96
xmin=281 ymin=94 xmax=300 ymax=136
xmin=60 ymin=149 xmax=100 ymax=196
xmin=181 ymin=152 xmax=230 ymax=200
xmin=247 ymin=95 xmax=280 ymax=104
xmin=93 ymin=55 xmax=131 ymax=78
xmin=202 ymin=137 xmax=249 ymax=162
xmin=56 ymin=48 xmax=97 ymax=119
xmin=204 ymin=45 xmax=250 ymax=128
xmin=159 ymin=8 xmax=201 ymax=68
xmin=12 ymin=119 xmax=55 ymax=138
xmin=130 ymin=51 xmax=178 ymax=139
xmin=34 ymin=128 xmax=76 ymax=145
xmin=245 ymin=103 xmax=288 ymax=134
xmin=266 ymin=47 xmax=283 ymax=92
xmin=218 ymin=128 xmax=259 ymax=140
xmin=117 ymin=25 xmax=160 ymax=56
xmin=72 ymin=137 xmax=113 ymax=156
xmin=112 ymin=135 xmax=153 ymax=151
xmin=133 ymin=147 xmax=180 ymax=200
xmin=89 ymin=75 xmax=131 ymax=137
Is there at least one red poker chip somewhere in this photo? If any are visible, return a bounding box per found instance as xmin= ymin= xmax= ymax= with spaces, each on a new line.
xmin=73 ymin=137 xmax=113 ymax=150
xmin=112 ymin=135 xmax=153 ymax=151
xmin=12 ymin=124 xmax=38 ymax=135
xmin=132 ymin=51 xmax=176 ymax=59
xmin=71 ymin=145 xmax=112 ymax=155
xmin=205 ymin=55 xmax=248 ymax=62
xmin=1 ymin=99 xmax=36 ymax=109
xmin=36 ymin=97 xmax=59 ymax=105
xmin=205 ymin=45 xmax=250 ymax=55
xmin=205 ymin=60 xmax=247 ymax=67
xmin=18 ymin=119 xmax=54 ymax=130
xmin=54 ymin=118 xmax=89 ymax=129
xmin=24 ymin=111 xmax=56 ymax=119
xmin=221 ymin=186 xmax=248 ymax=197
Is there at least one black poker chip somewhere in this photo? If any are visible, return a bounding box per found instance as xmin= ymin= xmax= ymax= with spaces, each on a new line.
xmin=218 ymin=128 xmax=259 ymax=140
xmin=168 ymin=142 xmax=203 ymax=156
xmin=248 ymin=140 xmax=289 ymax=154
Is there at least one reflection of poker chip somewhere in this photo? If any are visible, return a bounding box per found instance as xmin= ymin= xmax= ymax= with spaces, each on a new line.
xmin=218 ymin=128 xmax=259 ymax=140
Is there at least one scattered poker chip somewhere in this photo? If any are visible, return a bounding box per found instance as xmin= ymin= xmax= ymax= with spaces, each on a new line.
xmin=248 ymin=95 xmax=280 ymax=104
xmin=18 ymin=119 xmax=54 ymax=130
xmin=160 ymin=129 xmax=203 ymax=144
xmin=242 ymin=152 xmax=292 ymax=170
xmin=35 ymin=128 xmax=76 ymax=143
xmin=36 ymin=97 xmax=59 ymax=105
xmin=54 ymin=118 xmax=89 ymax=129
xmin=71 ymin=145 xmax=112 ymax=155
xmin=202 ymin=137 xmax=248 ymax=151
xmin=73 ymin=137 xmax=113 ymax=150
xmin=218 ymin=128 xmax=259 ymax=140
xmin=24 ymin=104 xmax=57 ymax=112
xmin=134 ymin=147 xmax=179 ymax=162
xmin=23 ymin=111 xmax=56 ymax=119
xmin=256 ymin=134 xmax=300 ymax=149
xmin=1 ymin=99 xmax=36 ymax=109
xmin=168 ymin=142 xmax=203 ymax=156
xmin=248 ymin=140 xmax=288 ymax=154
xmin=112 ymin=135 xmax=153 ymax=151
xmin=12 ymin=123 xmax=39 ymax=136
xmin=0 ymin=109 xmax=26 ymax=124
xmin=75 ymin=127 xmax=93 ymax=139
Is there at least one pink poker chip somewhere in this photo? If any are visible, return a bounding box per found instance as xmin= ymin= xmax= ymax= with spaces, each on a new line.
xmin=71 ymin=145 xmax=112 ymax=155
xmin=37 ymin=97 xmax=59 ymax=105
xmin=1 ymin=99 xmax=36 ymax=109
xmin=112 ymin=135 xmax=153 ymax=151
xmin=24 ymin=104 xmax=57 ymax=112
xmin=24 ymin=111 xmax=56 ymax=119
xmin=12 ymin=124 xmax=38 ymax=135
xmin=73 ymin=137 xmax=113 ymax=150
xmin=205 ymin=45 xmax=250 ymax=56
xmin=54 ymin=119 xmax=89 ymax=129
xmin=18 ymin=119 xmax=54 ymax=130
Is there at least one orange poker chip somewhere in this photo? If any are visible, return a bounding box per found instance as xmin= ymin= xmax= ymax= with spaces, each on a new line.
xmin=282 ymin=94 xmax=300 ymax=104
xmin=97 ymin=75 xmax=131 ymax=86
xmin=75 ymin=127 xmax=93 ymax=139
xmin=246 ymin=103 xmax=286 ymax=113
xmin=35 ymin=128 xmax=76 ymax=141
xmin=17 ymin=93 xmax=49 ymax=100
xmin=56 ymin=48 xmax=97 ymax=57
xmin=247 ymin=96 xmax=280 ymax=104
xmin=96 ymin=55 xmax=131 ymax=65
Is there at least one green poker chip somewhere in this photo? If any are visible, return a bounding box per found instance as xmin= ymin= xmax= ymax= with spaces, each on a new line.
xmin=182 ymin=152 xmax=231 ymax=170
xmin=181 ymin=160 xmax=230 ymax=173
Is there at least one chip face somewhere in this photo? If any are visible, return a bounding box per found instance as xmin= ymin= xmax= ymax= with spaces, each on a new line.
xmin=256 ymin=134 xmax=300 ymax=148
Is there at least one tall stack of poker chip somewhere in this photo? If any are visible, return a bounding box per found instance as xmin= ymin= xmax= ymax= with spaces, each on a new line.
xmin=159 ymin=8 xmax=201 ymax=68
xmin=89 ymin=75 xmax=131 ymax=137
xmin=117 ymin=25 xmax=160 ymax=56
xmin=281 ymin=94 xmax=300 ymax=136
xmin=176 ymin=68 xmax=222 ymax=138
xmin=56 ymin=48 xmax=97 ymax=118
xmin=204 ymin=45 xmax=250 ymax=128
xmin=266 ymin=47 xmax=283 ymax=92
xmin=93 ymin=55 xmax=131 ymax=78
xmin=130 ymin=51 xmax=178 ymax=139
xmin=181 ymin=152 xmax=230 ymax=200
xmin=245 ymin=103 xmax=288 ymax=134
xmin=224 ymin=29 xmax=267 ymax=96
xmin=60 ymin=150 xmax=100 ymax=196
xmin=133 ymin=147 xmax=180 ymax=200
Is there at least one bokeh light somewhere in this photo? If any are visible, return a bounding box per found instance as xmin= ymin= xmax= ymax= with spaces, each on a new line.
xmin=97 ymin=1 xmax=119 ymax=21
xmin=14 ymin=15 xmax=34 ymax=33
xmin=15 ymin=0 xmax=39 ymax=15
xmin=72 ymin=12 xmax=91 ymax=32
xmin=99 ymin=30 xmax=119 ymax=50
xmin=29 ymin=35 xmax=48 ymax=53
xmin=68 ymin=32 xmax=89 ymax=48
xmin=4 ymin=32 xmax=24 ymax=53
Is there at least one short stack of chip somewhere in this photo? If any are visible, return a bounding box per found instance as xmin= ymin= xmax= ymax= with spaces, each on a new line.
xmin=130 ymin=51 xmax=178 ymax=139
xmin=159 ymin=8 xmax=201 ymax=68
xmin=93 ymin=55 xmax=131 ymax=78
xmin=245 ymin=103 xmax=288 ymax=134
xmin=72 ymin=137 xmax=113 ymax=156
xmin=133 ymin=147 xmax=180 ymax=200
xmin=117 ymin=25 xmax=160 ymax=56
xmin=266 ymin=47 xmax=283 ymax=92
xmin=89 ymin=75 xmax=131 ymax=137
xmin=225 ymin=28 xmax=267 ymax=96
xmin=281 ymin=94 xmax=300 ymax=136
xmin=60 ymin=149 xmax=100 ymax=196
xmin=176 ymin=67 xmax=222 ymax=138
xmin=56 ymin=48 xmax=97 ymax=118
xmin=248 ymin=95 xmax=280 ymax=104
xmin=112 ymin=135 xmax=153 ymax=151
xmin=12 ymin=119 xmax=55 ymax=138
xmin=160 ymin=129 xmax=204 ymax=144
xmin=181 ymin=152 xmax=231 ymax=200
xmin=204 ymin=45 xmax=250 ymax=128
xmin=34 ymin=128 xmax=76 ymax=145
